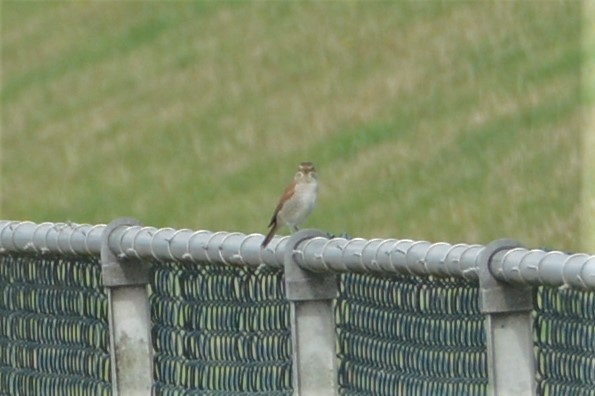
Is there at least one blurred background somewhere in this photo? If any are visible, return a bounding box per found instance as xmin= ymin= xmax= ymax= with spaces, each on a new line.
xmin=1 ymin=2 xmax=583 ymax=250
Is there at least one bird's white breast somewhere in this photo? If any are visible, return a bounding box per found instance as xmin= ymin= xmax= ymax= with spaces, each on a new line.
xmin=278 ymin=180 xmax=318 ymax=228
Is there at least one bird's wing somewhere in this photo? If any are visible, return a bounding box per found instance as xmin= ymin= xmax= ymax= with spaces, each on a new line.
xmin=268 ymin=180 xmax=296 ymax=227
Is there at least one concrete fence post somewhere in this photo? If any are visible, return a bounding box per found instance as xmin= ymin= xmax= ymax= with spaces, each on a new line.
xmin=101 ymin=218 xmax=153 ymax=395
xmin=478 ymin=239 xmax=536 ymax=395
xmin=283 ymin=229 xmax=338 ymax=396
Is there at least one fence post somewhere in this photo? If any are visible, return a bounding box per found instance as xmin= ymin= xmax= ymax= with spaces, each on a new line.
xmin=283 ymin=229 xmax=338 ymax=396
xmin=101 ymin=218 xmax=153 ymax=396
xmin=478 ymin=239 xmax=536 ymax=395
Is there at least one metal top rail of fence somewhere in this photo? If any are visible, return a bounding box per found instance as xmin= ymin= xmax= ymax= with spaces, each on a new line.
xmin=0 ymin=219 xmax=594 ymax=290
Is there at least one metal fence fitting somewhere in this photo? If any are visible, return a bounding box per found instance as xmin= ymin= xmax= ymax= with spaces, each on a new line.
xmin=101 ymin=217 xmax=153 ymax=396
xmin=284 ymin=229 xmax=339 ymax=396
xmin=479 ymin=239 xmax=536 ymax=396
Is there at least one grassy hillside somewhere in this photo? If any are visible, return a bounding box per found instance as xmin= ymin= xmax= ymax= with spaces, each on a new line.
xmin=1 ymin=1 xmax=583 ymax=250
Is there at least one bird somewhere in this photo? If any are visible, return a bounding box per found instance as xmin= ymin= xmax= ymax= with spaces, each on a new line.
xmin=261 ymin=162 xmax=319 ymax=248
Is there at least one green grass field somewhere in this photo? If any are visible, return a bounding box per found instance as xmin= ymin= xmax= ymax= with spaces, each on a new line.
xmin=1 ymin=1 xmax=583 ymax=250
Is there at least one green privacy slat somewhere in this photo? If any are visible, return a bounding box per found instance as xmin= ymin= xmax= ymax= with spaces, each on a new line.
xmin=339 ymin=273 xmax=481 ymax=315
xmin=8 ymin=342 xmax=110 ymax=379
xmin=534 ymin=315 xmax=595 ymax=353
xmin=5 ymin=370 xmax=111 ymax=396
xmin=336 ymin=330 xmax=485 ymax=379
xmin=537 ymin=381 xmax=595 ymax=396
xmin=535 ymin=349 xmax=595 ymax=384
xmin=337 ymin=360 xmax=487 ymax=395
xmin=536 ymin=286 xmax=595 ymax=320
xmin=153 ymin=381 xmax=293 ymax=396
xmin=335 ymin=300 xmax=484 ymax=347
xmin=7 ymin=255 xmax=102 ymax=289
xmin=3 ymin=313 xmax=107 ymax=350
xmin=181 ymin=330 xmax=291 ymax=361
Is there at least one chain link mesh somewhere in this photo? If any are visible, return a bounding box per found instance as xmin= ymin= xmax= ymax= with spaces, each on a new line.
xmin=534 ymin=286 xmax=595 ymax=395
xmin=2 ymin=253 xmax=595 ymax=395
xmin=150 ymin=261 xmax=292 ymax=395
xmin=336 ymin=274 xmax=487 ymax=395
xmin=0 ymin=253 xmax=110 ymax=396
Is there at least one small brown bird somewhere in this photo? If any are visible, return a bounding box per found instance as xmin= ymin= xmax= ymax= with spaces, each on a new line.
xmin=261 ymin=162 xmax=319 ymax=248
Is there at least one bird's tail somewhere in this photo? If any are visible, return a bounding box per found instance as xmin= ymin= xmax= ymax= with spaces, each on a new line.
xmin=261 ymin=222 xmax=278 ymax=248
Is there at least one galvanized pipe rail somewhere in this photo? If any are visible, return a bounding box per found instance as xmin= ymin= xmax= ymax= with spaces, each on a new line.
xmin=1 ymin=220 xmax=594 ymax=290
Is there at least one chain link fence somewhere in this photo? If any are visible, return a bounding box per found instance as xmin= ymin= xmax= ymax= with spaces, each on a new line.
xmin=1 ymin=221 xmax=595 ymax=395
